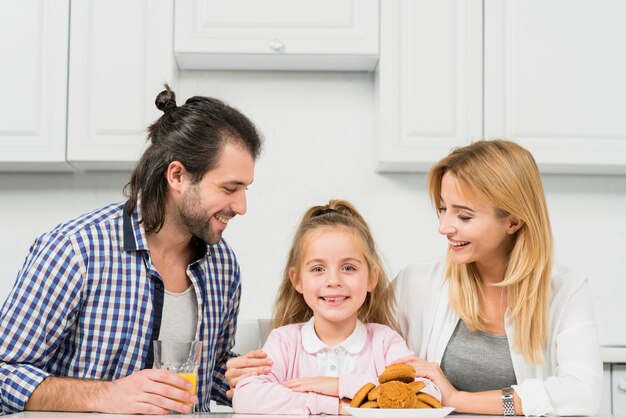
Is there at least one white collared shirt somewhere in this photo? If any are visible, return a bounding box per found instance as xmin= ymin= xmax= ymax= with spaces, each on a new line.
xmin=300 ymin=317 xmax=367 ymax=377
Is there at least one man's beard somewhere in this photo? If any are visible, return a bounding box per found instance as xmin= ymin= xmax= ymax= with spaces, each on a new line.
xmin=178 ymin=187 xmax=221 ymax=245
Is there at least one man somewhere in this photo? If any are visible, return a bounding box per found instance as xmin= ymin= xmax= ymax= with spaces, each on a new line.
xmin=0 ymin=85 xmax=262 ymax=414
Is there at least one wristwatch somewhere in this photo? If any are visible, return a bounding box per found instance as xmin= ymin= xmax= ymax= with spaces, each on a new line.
xmin=501 ymin=387 xmax=515 ymax=416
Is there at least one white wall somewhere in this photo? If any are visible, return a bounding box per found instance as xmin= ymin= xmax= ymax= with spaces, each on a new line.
xmin=1 ymin=70 xmax=625 ymax=346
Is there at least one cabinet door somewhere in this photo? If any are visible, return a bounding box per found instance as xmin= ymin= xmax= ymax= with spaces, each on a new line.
xmin=67 ymin=0 xmax=175 ymax=170
xmin=0 ymin=0 xmax=71 ymax=171
xmin=174 ymin=0 xmax=379 ymax=70
xmin=377 ymin=0 xmax=483 ymax=172
xmin=613 ymin=364 xmax=626 ymax=415
xmin=484 ymin=0 xmax=626 ymax=174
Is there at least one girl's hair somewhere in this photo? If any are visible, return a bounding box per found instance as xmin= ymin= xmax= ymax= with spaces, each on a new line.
xmin=272 ymin=199 xmax=398 ymax=331
xmin=428 ymin=139 xmax=552 ymax=364
xmin=124 ymin=84 xmax=263 ymax=233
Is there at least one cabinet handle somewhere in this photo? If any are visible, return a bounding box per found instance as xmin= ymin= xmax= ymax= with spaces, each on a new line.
xmin=268 ymin=39 xmax=285 ymax=53
xmin=619 ymin=379 xmax=626 ymax=391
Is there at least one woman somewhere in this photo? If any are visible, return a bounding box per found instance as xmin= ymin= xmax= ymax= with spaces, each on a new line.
xmin=392 ymin=140 xmax=602 ymax=416
xmin=225 ymin=140 xmax=603 ymax=416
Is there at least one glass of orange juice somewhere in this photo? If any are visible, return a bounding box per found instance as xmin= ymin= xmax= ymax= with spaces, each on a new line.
xmin=153 ymin=340 xmax=202 ymax=414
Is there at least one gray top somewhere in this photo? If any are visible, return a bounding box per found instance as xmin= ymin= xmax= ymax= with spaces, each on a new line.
xmin=440 ymin=320 xmax=517 ymax=392
xmin=159 ymin=285 xmax=198 ymax=342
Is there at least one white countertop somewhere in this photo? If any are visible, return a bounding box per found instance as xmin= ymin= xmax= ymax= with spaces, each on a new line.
xmin=7 ymin=412 xmax=625 ymax=418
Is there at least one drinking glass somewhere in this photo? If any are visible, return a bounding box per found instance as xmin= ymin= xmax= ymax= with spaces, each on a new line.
xmin=153 ymin=340 xmax=202 ymax=414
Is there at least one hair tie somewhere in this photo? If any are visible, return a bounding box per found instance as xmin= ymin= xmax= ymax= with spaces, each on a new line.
xmin=164 ymin=100 xmax=177 ymax=112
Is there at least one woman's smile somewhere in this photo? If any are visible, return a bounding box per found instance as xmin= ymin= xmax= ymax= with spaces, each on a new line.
xmin=448 ymin=240 xmax=470 ymax=250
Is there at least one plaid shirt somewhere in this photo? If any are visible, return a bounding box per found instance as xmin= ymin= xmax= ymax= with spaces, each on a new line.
xmin=0 ymin=202 xmax=240 ymax=414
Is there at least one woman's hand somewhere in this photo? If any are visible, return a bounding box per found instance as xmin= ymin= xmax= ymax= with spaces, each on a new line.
xmin=225 ymin=350 xmax=272 ymax=398
xmin=282 ymin=376 xmax=339 ymax=397
xmin=393 ymin=355 xmax=459 ymax=406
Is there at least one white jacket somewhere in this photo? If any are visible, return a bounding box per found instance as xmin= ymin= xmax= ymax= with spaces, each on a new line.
xmin=393 ymin=258 xmax=603 ymax=416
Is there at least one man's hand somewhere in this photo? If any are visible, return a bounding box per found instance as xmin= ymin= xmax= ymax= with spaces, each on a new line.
xmin=99 ymin=369 xmax=198 ymax=414
xmin=225 ymin=350 xmax=272 ymax=398
xmin=26 ymin=370 xmax=198 ymax=414
xmin=282 ymin=376 xmax=339 ymax=397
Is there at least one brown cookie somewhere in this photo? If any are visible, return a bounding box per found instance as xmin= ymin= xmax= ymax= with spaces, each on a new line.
xmin=408 ymin=380 xmax=426 ymax=393
xmin=412 ymin=398 xmax=432 ymax=409
xmin=416 ymin=392 xmax=443 ymax=408
xmin=350 ymin=382 xmax=376 ymax=407
xmin=360 ymin=400 xmax=379 ymax=408
xmin=377 ymin=381 xmax=416 ymax=409
xmin=367 ymin=385 xmax=381 ymax=401
xmin=378 ymin=363 xmax=416 ymax=384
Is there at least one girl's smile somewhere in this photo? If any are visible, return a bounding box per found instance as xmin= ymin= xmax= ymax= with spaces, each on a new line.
xmin=319 ymin=295 xmax=350 ymax=305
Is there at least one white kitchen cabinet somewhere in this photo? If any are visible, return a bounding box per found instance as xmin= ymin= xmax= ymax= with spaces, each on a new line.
xmin=67 ymin=0 xmax=176 ymax=170
xmin=376 ymin=0 xmax=483 ymax=172
xmin=0 ymin=0 xmax=71 ymax=171
xmin=484 ymin=0 xmax=626 ymax=174
xmin=174 ymin=0 xmax=379 ymax=71
xmin=378 ymin=0 xmax=626 ymax=174
xmin=613 ymin=364 xmax=626 ymax=415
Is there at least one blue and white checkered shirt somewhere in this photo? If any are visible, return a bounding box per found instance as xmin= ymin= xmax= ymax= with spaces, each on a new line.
xmin=0 ymin=202 xmax=240 ymax=414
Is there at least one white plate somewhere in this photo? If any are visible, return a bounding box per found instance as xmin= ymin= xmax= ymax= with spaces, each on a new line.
xmin=344 ymin=406 xmax=455 ymax=418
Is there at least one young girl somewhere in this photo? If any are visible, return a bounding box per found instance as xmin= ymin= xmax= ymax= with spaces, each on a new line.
xmin=232 ymin=200 xmax=441 ymax=415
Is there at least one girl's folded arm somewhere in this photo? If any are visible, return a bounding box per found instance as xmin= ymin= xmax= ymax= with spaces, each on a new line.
xmin=233 ymin=372 xmax=338 ymax=415
xmin=232 ymin=330 xmax=338 ymax=415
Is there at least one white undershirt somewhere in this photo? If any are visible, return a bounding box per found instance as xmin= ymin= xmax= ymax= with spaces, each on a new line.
xmin=158 ymin=285 xmax=198 ymax=342
xmin=300 ymin=317 xmax=367 ymax=376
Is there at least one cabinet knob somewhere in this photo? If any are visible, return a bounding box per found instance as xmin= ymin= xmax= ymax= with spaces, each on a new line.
xmin=619 ymin=379 xmax=626 ymax=391
xmin=268 ymin=39 xmax=285 ymax=53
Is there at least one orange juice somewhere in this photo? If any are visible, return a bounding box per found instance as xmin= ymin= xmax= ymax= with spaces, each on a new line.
xmin=178 ymin=372 xmax=198 ymax=395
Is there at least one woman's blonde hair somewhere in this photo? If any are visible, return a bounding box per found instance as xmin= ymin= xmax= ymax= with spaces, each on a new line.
xmin=428 ymin=140 xmax=552 ymax=364
xmin=272 ymin=199 xmax=398 ymax=331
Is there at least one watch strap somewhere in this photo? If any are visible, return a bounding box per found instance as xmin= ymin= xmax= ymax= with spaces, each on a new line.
xmin=502 ymin=387 xmax=515 ymax=416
